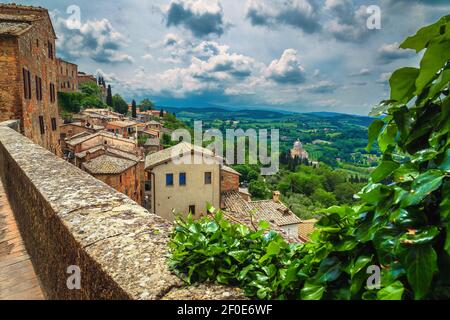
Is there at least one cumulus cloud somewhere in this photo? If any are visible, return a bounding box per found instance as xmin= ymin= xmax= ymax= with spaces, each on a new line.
xmin=165 ymin=0 xmax=226 ymax=38
xmin=324 ymin=0 xmax=373 ymax=42
xmin=376 ymin=72 xmax=392 ymax=84
xmin=53 ymin=12 xmax=134 ymax=64
xmin=139 ymin=41 xmax=259 ymax=98
xmin=301 ymin=81 xmax=338 ymax=94
xmin=377 ymin=42 xmax=415 ymax=64
xmin=350 ymin=68 xmax=372 ymax=77
xmin=383 ymin=0 xmax=449 ymax=6
xmin=246 ymin=0 xmax=321 ymax=33
xmin=266 ymin=49 xmax=306 ymax=84
xmin=142 ymin=53 xmax=154 ymax=61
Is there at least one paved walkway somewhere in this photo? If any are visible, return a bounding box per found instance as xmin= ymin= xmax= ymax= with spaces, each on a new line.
xmin=0 ymin=179 xmax=44 ymax=300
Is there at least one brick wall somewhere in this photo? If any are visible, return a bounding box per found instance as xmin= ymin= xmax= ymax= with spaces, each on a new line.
xmin=93 ymin=164 xmax=142 ymax=205
xmin=0 ymin=6 xmax=61 ymax=155
xmin=0 ymin=36 xmax=21 ymax=123
xmin=221 ymin=170 xmax=240 ymax=193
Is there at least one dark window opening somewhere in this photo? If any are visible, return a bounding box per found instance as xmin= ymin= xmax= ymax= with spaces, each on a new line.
xmin=166 ymin=173 xmax=174 ymax=186
xmin=47 ymin=41 xmax=53 ymax=59
xmin=35 ymin=76 xmax=42 ymax=101
xmin=179 ymin=172 xmax=186 ymax=186
xmin=39 ymin=116 xmax=45 ymax=135
xmin=189 ymin=205 xmax=196 ymax=215
xmin=49 ymin=83 xmax=56 ymax=103
xmin=23 ymin=68 xmax=28 ymax=99
xmin=204 ymin=172 xmax=212 ymax=185
xmin=145 ymin=181 xmax=152 ymax=191
xmin=51 ymin=118 xmax=57 ymax=131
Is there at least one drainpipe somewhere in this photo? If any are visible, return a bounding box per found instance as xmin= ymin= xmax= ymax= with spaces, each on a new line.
xmin=151 ymin=171 xmax=156 ymax=214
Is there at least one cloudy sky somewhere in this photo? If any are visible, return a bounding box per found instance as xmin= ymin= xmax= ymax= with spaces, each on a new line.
xmin=15 ymin=0 xmax=450 ymax=115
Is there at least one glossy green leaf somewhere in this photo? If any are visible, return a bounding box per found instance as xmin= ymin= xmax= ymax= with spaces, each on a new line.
xmin=440 ymin=180 xmax=450 ymax=220
xmin=445 ymin=221 xmax=450 ymax=256
xmin=367 ymin=120 xmax=385 ymax=151
xmin=228 ymin=250 xmax=248 ymax=263
xmin=301 ymin=280 xmax=325 ymax=300
xmin=376 ymin=281 xmax=404 ymax=300
xmin=428 ymin=68 xmax=450 ymax=99
xmin=371 ymin=161 xmax=400 ymax=183
xmin=438 ymin=149 xmax=450 ymax=172
xmin=400 ymin=15 xmax=450 ymax=52
xmin=401 ymin=245 xmax=438 ymax=300
xmin=400 ymin=226 xmax=439 ymax=245
xmin=350 ymin=255 xmax=372 ymax=278
xmin=415 ymin=39 xmax=450 ymax=94
xmin=317 ymin=256 xmax=342 ymax=283
xmin=402 ymin=170 xmax=444 ymax=207
xmin=390 ymin=67 xmax=420 ymax=103
xmin=378 ymin=122 xmax=398 ymax=153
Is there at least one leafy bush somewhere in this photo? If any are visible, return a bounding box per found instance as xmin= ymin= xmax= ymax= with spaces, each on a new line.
xmin=169 ymin=16 xmax=450 ymax=300
xmin=169 ymin=210 xmax=306 ymax=299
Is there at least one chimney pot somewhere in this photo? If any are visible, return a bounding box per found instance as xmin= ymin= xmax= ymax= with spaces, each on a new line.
xmin=273 ymin=191 xmax=281 ymax=203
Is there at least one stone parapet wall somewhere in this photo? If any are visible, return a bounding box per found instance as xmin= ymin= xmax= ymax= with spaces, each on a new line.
xmin=0 ymin=122 xmax=243 ymax=300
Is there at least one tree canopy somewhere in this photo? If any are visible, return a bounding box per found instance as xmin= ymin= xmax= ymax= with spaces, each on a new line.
xmin=112 ymin=94 xmax=128 ymax=115
xmin=139 ymin=98 xmax=155 ymax=111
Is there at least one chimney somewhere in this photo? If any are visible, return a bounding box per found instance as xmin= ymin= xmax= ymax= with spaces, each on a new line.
xmin=272 ymin=191 xmax=281 ymax=203
xmin=86 ymin=151 xmax=91 ymax=161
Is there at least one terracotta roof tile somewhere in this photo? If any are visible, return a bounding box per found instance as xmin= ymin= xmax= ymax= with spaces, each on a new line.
xmin=221 ymin=191 xmax=302 ymax=243
xmin=145 ymin=142 xmax=220 ymax=169
xmin=298 ymin=219 xmax=317 ymax=242
xmin=83 ymin=155 xmax=137 ymax=175
xmin=221 ymin=165 xmax=241 ymax=176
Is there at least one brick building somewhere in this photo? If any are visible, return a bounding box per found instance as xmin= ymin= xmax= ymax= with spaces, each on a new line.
xmin=0 ymin=4 xmax=60 ymax=154
xmin=77 ymin=72 xmax=96 ymax=86
xmin=82 ymin=153 xmax=142 ymax=205
xmin=57 ymin=58 xmax=78 ymax=92
xmin=220 ymin=165 xmax=241 ymax=193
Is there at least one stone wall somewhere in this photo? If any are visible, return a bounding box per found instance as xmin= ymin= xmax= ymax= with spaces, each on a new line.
xmin=0 ymin=122 xmax=243 ymax=300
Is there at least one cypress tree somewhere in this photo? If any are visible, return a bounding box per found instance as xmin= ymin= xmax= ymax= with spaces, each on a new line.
xmin=132 ymin=99 xmax=137 ymax=118
xmin=106 ymin=85 xmax=113 ymax=108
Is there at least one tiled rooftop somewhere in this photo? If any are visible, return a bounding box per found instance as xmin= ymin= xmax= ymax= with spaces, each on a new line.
xmin=107 ymin=120 xmax=138 ymax=128
xmin=221 ymin=165 xmax=241 ymax=176
xmin=66 ymin=132 xmax=136 ymax=147
xmin=145 ymin=142 xmax=219 ymax=169
xmin=83 ymin=154 xmax=137 ymax=175
xmin=144 ymin=138 xmax=161 ymax=147
xmin=298 ymin=219 xmax=317 ymax=242
xmin=221 ymin=190 xmax=301 ymax=243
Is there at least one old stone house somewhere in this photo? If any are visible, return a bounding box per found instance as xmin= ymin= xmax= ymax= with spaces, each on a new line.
xmin=143 ymin=138 xmax=162 ymax=155
xmin=56 ymin=58 xmax=78 ymax=93
xmin=106 ymin=120 xmax=139 ymax=139
xmin=0 ymin=4 xmax=60 ymax=154
xmin=64 ymin=131 xmax=141 ymax=160
xmin=144 ymin=142 xmax=303 ymax=241
xmin=144 ymin=142 xmax=225 ymax=220
xmin=82 ymin=153 xmax=141 ymax=204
